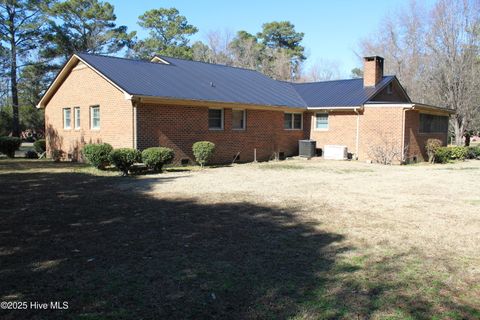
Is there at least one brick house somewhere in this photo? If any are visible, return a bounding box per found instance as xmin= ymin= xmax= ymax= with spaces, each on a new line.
xmin=37 ymin=54 xmax=453 ymax=164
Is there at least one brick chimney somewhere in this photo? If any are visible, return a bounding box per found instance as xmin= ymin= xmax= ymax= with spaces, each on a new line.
xmin=363 ymin=56 xmax=384 ymax=87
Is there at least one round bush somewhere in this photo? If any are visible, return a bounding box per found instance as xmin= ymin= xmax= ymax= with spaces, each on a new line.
xmin=192 ymin=141 xmax=215 ymax=167
xmin=141 ymin=147 xmax=174 ymax=172
xmin=33 ymin=139 xmax=46 ymax=153
xmin=109 ymin=148 xmax=141 ymax=175
xmin=82 ymin=143 xmax=113 ymax=169
xmin=0 ymin=136 xmax=22 ymax=158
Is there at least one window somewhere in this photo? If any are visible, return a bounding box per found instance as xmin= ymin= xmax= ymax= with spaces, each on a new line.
xmin=386 ymin=82 xmax=393 ymax=94
xmin=315 ymin=113 xmax=329 ymax=130
xmin=419 ymin=114 xmax=448 ymax=133
xmin=232 ymin=109 xmax=246 ymax=130
xmin=63 ymin=108 xmax=71 ymax=129
xmin=90 ymin=106 xmax=100 ymax=130
xmin=208 ymin=108 xmax=223 ymax=130
xmin=74 ymin=107 xmax=80 ymax=129
xmin=284 ymin=113 xmax=302 ymax=130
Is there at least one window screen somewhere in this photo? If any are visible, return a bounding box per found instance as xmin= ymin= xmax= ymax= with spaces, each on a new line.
xmin=232 ymin=110 xmax=245 ymax=129
xmin=208 ymin=109 xmax=223 ymax=129
xmin=316 ymin=113 xmax=328 ymax=129
xmin=419 ymin=114 xmax=448 ymax=133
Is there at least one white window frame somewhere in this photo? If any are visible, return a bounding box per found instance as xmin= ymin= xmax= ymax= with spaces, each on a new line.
xmin=284 ymin=112 xmax=303 ymax=130
xmin=315 ymin=112 xmax=329 ymax=131
xmin=90 ymin=105 xmax=100 ymax=130
xmin=74 ymin=107 xmax=81 ymax=130
xmin=63 ymin=108 xmax=71 ymax=130
xmin=232 ymin=109 xmax=246 ymax=130
xmin=208 ymin=108 xmax=224 ymax=130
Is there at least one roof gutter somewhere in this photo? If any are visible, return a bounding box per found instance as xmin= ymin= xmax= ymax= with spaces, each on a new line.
xmin=130 ymin=94 xmax=308 ymax=111
xmin=307 ymin=106 xmax=361 ymax=111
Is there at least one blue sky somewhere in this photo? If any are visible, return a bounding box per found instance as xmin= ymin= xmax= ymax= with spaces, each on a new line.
xmin=109 ymin=0 xmax=420 ymax=76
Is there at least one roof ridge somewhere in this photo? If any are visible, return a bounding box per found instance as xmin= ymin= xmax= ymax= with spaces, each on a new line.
xmin=291 ymin=75 xmax=395 ymax=85
xmin=76 ymin=52 xmax=171 ymax=66
xmin=77 ymin=52 xmax=268 ymax=75
xmin=156 ymin=54 xmax=271 ymax=74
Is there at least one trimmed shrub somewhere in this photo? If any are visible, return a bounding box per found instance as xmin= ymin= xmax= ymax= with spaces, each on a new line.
xmin=0 ymin=136 xmax=22 ymax=158
xmin=82 ymin=143 xmax=113 ymax=169
xmin=425 ymin=138 xmax=442 ymax=163
xmin=434 ymin=147 xmax=452 ymax=163
xmin=33 ymin=139 xmax=46 ymax=153
xmin=25 ymin=150 xmax=38 ymax=159
xmin=141 ymin=147 xmax=174 ymax=172
xmin=467 ymin=146 xmax=480 ymax=159
xmin=192 ymin=141 xmax=215 ymax=167
xmin=434 ymin=146 xmax=469 ymax=163
xmin=109 ymin=148 xmax=141 ymax=175
xmin=449 ymin=146 xmax=468 ymax=160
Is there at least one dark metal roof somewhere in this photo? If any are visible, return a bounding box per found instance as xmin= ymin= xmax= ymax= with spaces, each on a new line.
xmin=291 ymin=76 xmax=396 ymax=107
xmin=76 ymin=53 xmax=307 ymax=109
xmin=76 ymin=53 xmax=398 ymax=109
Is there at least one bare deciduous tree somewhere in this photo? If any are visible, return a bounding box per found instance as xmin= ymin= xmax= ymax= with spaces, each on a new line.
xmin=367 ymin=131 xmax=408 ymax=164
xmin=359 ymin=0 xmax=480 ymax=145
xmin=299 ymin=59 xmax=341 ymax=82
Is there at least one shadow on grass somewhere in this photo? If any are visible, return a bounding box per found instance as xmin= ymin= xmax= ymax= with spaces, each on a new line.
xmin=1 ymin=163 xmax=478 ymax=319
xmin=0 ymin=168 xmax=344 ymax=320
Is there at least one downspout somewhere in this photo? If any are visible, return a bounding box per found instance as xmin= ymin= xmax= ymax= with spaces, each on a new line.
xmin=401 ymin=104 xmax=415 ymax=163
xmin=125 ymin=93 xmax=138 ymax=149
xmin=354 ymin=107 xmax=360 ymax=160
xmin=132 ymin=101 xmax=138 ymax=150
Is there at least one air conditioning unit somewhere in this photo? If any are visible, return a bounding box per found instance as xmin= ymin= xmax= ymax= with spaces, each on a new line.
xmin=323 ymin=145 xmax=348 ymax=160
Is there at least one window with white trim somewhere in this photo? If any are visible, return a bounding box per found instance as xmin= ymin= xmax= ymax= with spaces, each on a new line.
xmin=232 ymin=109 xmax=246 ymax=130
xmin=208 ymin=108 xmax=223 ymax=130
xmin=284 ymin=113 xmax=302 ymax=130
xmin=90 ymin=106 xmax=100 ymax=130
xmin=63 ymin=108 xmax=71 ymax=129
xmin=315 ymin=113 xmax=329 ymax=130
xmin=74 ymin=107 xmax=80 ymax=129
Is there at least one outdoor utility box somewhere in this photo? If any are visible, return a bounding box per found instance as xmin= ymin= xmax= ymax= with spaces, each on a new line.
xmin=324 ymin=145 xmax=348 ymax=160
xmin=299 ymin=140 xmax=317 ymax=158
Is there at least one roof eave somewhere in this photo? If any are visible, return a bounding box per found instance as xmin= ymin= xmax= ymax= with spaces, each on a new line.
xmin=131 ymin=94 xmax=307 ymax=110
xmin=37 ymin=53 xmax=131 ymax=108
xmin=412 ymin=102 xmax=456 ymax=114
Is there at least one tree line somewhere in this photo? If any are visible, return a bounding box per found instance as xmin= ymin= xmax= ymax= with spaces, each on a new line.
xmin=359 ymin=0 xmax=480 ymax=145
xmin=1 ymin=0 xmax=479 ymax=145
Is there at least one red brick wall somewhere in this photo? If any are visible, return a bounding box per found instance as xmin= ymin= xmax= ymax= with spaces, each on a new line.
xmin=44 ymin=61 xmax=134 ymax=160
xmin=404 ymin=110 xmax=448 ymax=162
xmin=308 ymin=107 xmax=404 ymax=161
xmin=309 ymin=111 xmax=358 ymax=156
xmin=137 ymin=104 xmax=306 ymax=164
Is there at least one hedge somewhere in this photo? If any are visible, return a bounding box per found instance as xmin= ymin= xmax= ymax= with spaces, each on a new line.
xmin=434 ymin=146 xmax=469 ymax=163
xmin=141 ymin=147 xmax=174 ymax=172
xmin=109 ymin=148 xmax=141 ymax=175
xmin=82 ymin=143 xmax=113 ymax=169
xmin=0 ymin=136 xmax=22 ymax=158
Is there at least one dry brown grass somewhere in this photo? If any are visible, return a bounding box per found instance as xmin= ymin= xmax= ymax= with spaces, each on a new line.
xmin=127 ymin=158 xmax=480 ymax=319
xmin=1 ymin=159 xmax=479 ymax=319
